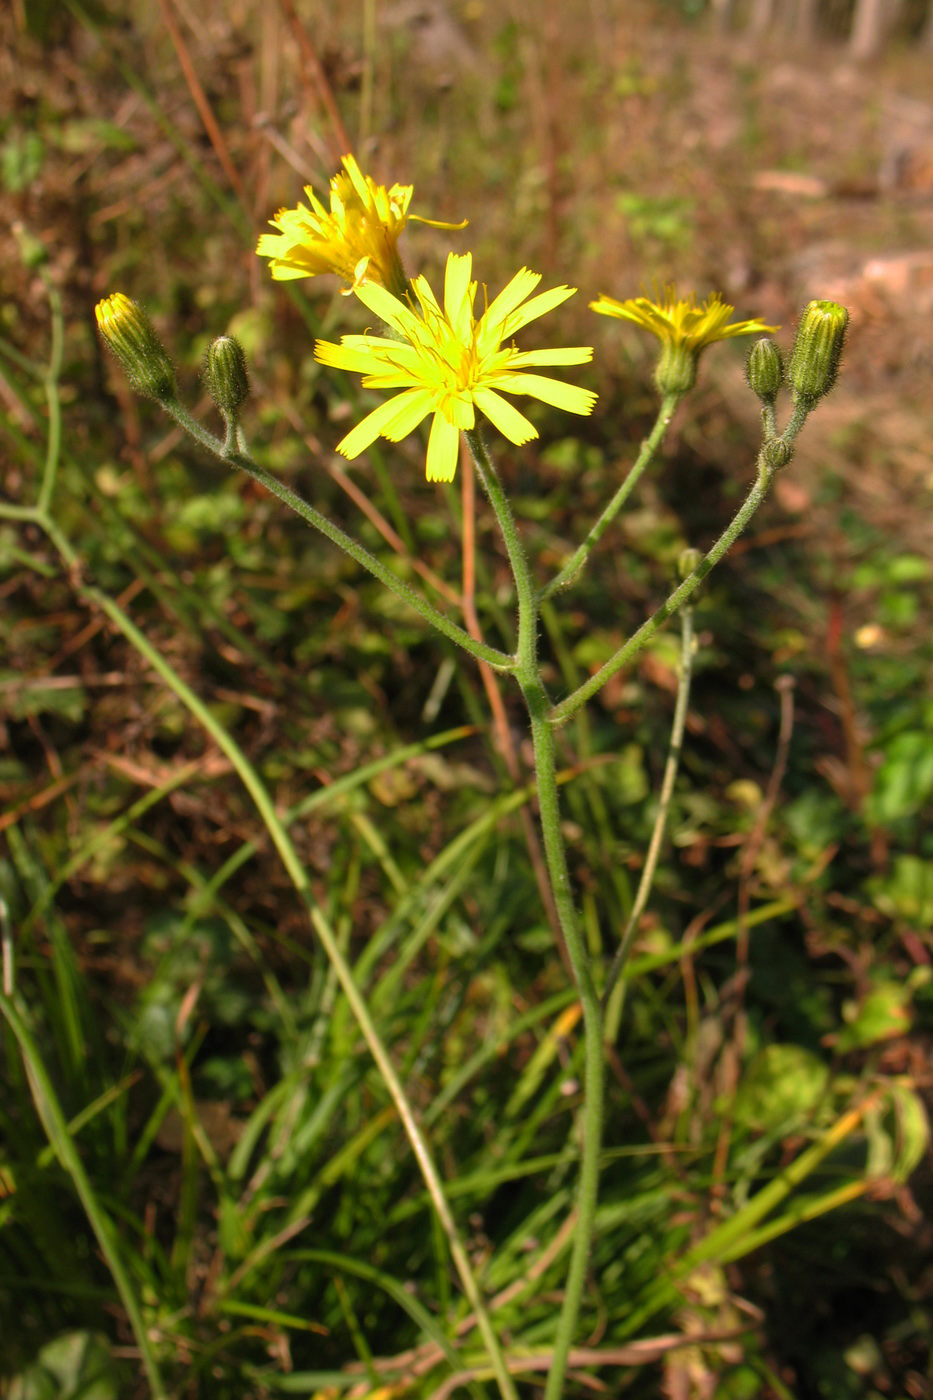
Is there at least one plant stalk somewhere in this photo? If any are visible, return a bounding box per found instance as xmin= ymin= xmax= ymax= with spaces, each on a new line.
xmin=163 ymin=400 xmax=515 ymax=672
xmin=550 ymin=452 xmax=773 ymax=725
xmin=540 ymin=393 xmax=680 ymax=600
xmin=466 ymin=428 xmax=605 ymax=1400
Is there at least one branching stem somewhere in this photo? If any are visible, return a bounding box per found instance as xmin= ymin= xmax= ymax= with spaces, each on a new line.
xmin=540 ymin=393 xmax=680 ymax=600
xmin=163 ymin=400 xmax=515 ymax=672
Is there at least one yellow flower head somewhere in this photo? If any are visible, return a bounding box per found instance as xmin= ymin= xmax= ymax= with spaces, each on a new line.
xmin=591 ymin=286 xmax=778 ymax=396
xmin=256 ymin=154 xmax=466 ymax=297
xmin=590 ymin=286 xmax=778 ymax=351
xmin=314 ymin=252 xmax=598 ymax=484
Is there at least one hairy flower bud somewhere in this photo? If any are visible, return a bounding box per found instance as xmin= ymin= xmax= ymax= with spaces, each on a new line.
xmin=678 ymin=546 xmax=702 ymax=580
xmin=787 ymin=300 xmax=848 ymax=406
xmin=204 ymin=335 xmax=250 ymax=421
xmin=746 ymin=338 xmax=783 ymax=404
xmin=762 ymin=437 xmax=794 ymax=472
xmin=94 ymin=293 xmax=177 ymax=403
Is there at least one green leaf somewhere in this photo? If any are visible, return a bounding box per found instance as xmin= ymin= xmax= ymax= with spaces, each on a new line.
xmin=732 ymin=1044 xmax=830 ymax=1132
xmin=835 ymin=980 xmax=911 ymax=1053
xmin=7 ymin=1333 xmax=119 ymax=1400
xmin=867 ymin=730 xmax=933 ymax=823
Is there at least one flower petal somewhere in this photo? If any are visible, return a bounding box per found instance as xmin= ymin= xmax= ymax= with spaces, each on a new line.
xmin=381 ymin=388 xmax=435 ymax=441
xmin=354 ymin=280 xmax=419 ymax=336
xmin=473 ymin=388 xmax=538 ymax=445
xmin=411 ymin=272 xmax=443 ymax=321
xmin=495 ymin=372 xmax=597 ymax=415
xmin=507 ymin=346 xmax=594 ymax=368
xmin=336 ymin=393 xmax=416 ymax=458
xmin=425 ymin=413 xmax=461 ymax=482
xmin=314 ymin=339 xmax=393 ymax=374
xmin=481 ymin=268 xmax=542 ymax=335
xmin=443 ymin=253 xmax=475 ymax=340
xmin=491 ymin=284 xmax=576 ymax=339
xmin=269 ymin=262 xmax=324 ymax=281
xmin=340 ymin=153 xmax=372 ymax=206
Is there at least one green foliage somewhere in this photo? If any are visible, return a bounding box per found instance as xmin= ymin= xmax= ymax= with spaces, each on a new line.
xmin=615 ymin=192 xmax=695 ymax=252
xmin=7 ymin=1333 xmax=119 ymax=1400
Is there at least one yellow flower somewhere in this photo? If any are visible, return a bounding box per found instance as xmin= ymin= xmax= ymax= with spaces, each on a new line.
xmin=256 ymin=154 xmax=465 ymax=297
xmin=591 ymin=286 xmax=778 ymax=395
xmin=314 ymin=252 xmax=598 ymax=483
xmin=591 ymin=286 xmax=777 ymax=350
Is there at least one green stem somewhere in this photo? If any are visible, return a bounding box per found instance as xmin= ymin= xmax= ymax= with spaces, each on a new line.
xmin=539 ymin=393 xmax=680 ymax=600
xmin=163 ymin=400 xmax=514 ymax=673
xmin=0 ymin=991 xmax=169 ymax=1399
xmin=528 ymin=703 xmax=606 ymax=1400
xmin=550 ymin=452 xmax=773 ymax=726
xmin=465 ymin=428 xmax=605 ymax=1400
xmin=37 ymin=274 xmax=64 ymax=516
xmin=463 ymin=430 xmax=537 ymax=674
xmin=603 ymin=599 xmax=694 ymax=1015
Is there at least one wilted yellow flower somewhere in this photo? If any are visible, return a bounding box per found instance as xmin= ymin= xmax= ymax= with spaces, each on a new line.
xmin=591 ymin=286 xmax=778 ymax=395
xmin=256 ymin=154 xmax=465 ymax=297
xmin=315 ymin=252 xmax=597 ymax=483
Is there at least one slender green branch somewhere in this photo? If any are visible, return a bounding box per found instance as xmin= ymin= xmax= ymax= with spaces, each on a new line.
xmin=539 ymin=393 xmax=680 ymax=600
xmin=164 ymin=401 xmax=515 ymax=672
xmin=37 ymin=273 xmax=64 ymax=516
xmin=603 ymin=600 xmax=695 ymax=1014
xmin=464 ymin=429 xmax=538 ymax=675
xmin=465 ymin=428 xmax=605 ymax=1400
xmin=0 ymin=502 xmax=41 ymax=523
xmin=550 ymin=453 xmax=773 ymax=726
xmin=528 ymin=704 xmax=606 ymax=1400
xmin=0 ymin=991 xmax=169 ymax=1399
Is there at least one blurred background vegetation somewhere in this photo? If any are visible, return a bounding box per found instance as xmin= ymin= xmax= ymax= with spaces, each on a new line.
xmin=1 ymin=1 xmax=931 ymax=1397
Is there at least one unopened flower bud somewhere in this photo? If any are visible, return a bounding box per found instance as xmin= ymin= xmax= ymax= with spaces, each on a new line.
xmin=94 ymin=293 xmax=177 ymax=403
xmin=204 ymin=335 xmax=250 ymax=421
xmin=787 ymin=300 xmax=848 ymax=406
xmin=762 ymin=437 xmax=794 ymax=472
xmin=678 ymin=547 xmax=702 ymax=580
xmin=746 ymin=338 xmax=783 ymax=404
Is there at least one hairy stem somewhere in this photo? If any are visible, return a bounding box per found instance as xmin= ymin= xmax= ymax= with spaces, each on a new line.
xmin=603 ymin=598 xmax=695 ymax=1014
xmin=466 ymin=428 xmax=605 ymax=1400
xmin=164 ymin=400 xmax=515 ymax=672
xmin=550 ymin=453 xmax=773 ymax=725
xmin=540 ymin=393 xmax=680 ymax=600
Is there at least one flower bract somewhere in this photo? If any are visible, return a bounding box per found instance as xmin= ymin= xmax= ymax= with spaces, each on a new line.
xmin=314 ymin=252 xmax=598 ymax=483
xmin=256 ymin=154 xmax=465 ymax=297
